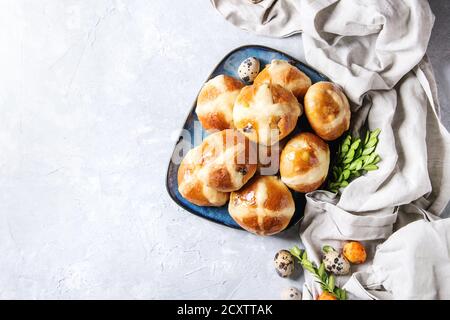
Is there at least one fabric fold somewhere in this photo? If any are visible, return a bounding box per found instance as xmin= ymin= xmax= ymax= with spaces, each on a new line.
xmin=211 ymin=0 xmax=450 ymax=299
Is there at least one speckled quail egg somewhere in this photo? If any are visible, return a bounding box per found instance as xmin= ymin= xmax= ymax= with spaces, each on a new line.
xmin=238 ymin=57 xmax=260 ymax=83
xmin=322 ymin=250 xmax=350 ymax=275
xmin=281 ymin=287 xmax=302 ymax=300
xmin=274 ymin=249 xmax=294 ymax=278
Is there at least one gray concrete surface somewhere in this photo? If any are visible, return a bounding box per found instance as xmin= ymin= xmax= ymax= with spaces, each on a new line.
xmin=0 ymin=0 xmax=448 ymax=299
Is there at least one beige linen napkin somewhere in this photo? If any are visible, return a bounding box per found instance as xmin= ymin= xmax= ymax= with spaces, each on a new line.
xmin=211 ymin=0 xmax=450 ymax=299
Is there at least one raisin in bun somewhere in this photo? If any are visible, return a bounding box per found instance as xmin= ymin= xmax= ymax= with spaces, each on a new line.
xmin=233 ymin=83 xmax=301 ymax=146
xmin=196 ymin=129 xmax=257 ymax=192
xmin=254 ymin=59 xmax=312 ymax=98
xmin=280 ymin=132 xmax=330 ymax=193
xmin=196 ymin=75 xmax=244 ymax=131
xmin=228 ymin=176 xmax=295 ymax=236
xmin=178 ymin=146 xmax=229 ymax=207
xmin=304 ymin=81 xmax=351 ymax=141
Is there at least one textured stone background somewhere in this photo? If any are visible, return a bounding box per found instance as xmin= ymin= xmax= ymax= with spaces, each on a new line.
xmin=0 ymin=0 xmax=448 ymax=299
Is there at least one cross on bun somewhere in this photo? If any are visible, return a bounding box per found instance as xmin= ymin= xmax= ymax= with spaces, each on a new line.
xmin=178 ymin=145 xmax=229 ymax=207
xmin=280 ymin=132 xmax=330 ymax=192
xmin=254 ymin=59 xmax=312 ymax=98
xmin=304 ymin=81 xmax=351 ymax=141
xmin=195 ymin=75 xmax=244 ymax=131
xmin=228 ymin=176 xmax=295 ymax=236
xmin=233 ymin=83 xmax=302 ymax=146
xmin=196 ymin=129 xmax=258 ymax=192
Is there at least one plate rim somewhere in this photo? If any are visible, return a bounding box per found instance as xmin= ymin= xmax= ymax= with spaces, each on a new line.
xmin=165 ymin=44 xmax=329 ymax=230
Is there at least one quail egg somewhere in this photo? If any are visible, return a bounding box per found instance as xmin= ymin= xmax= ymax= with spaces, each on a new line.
xmin=274 ymin=249 xmax=294 ymax=278
xmin=322 ymin=250 xmax=350 ymax=275
xmin=238 ymin=57 xmax=260 ymax=83
xmin=281 ymin=287 xmax=302 ymax=300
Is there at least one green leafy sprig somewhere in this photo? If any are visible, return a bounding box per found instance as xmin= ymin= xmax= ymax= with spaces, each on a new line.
xmin=328 ymin=129 xmax=381 ymax=193
xmin=290 ymin=246 xmax=347 ymax=300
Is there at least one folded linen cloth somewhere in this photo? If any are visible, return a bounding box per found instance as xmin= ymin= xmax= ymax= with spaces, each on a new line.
xmin=211 ymin=0 xmax=450 ymax=299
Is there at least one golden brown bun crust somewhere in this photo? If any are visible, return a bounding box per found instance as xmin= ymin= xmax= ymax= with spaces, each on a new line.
xmin=177 ymin=147 xmax=229 ymax=207
xmin=254 ymin=59 xmax=312 ymax=98
xmin=196 ymin=75 xmax=244 ymax=131
xmin=304 ymin=81 xmax=351 ymax=141
xmin=229 ymin=176 xmax=295 ymax=236
xmin=199 ymin=129 xmax=257 ymax=192
xmin=280 ymin=132 xmax=330 ymax=193
xmin=233 ymin=83 xmax=302 ymax=146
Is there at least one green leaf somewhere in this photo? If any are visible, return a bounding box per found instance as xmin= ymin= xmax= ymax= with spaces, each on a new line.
xmin=350 ymin=171 xmax=361 ymax=179
xmin=322 ymin=245 xmax=335 ymax=253
xmin=364 ymin=164 xmax=378 ymax=171
xmin=335 ymin=288 xmax=343 ymax=300
xmin=291 ymin=247 xmax=347 ymax=300
xmin=334 ymin=288 xmax=347 ymax=300
xmin=344 ymin=134 xmax=352 ymax=145
xmin=290 ymin=246 xmax=302 ymax=258
xmin=317 ymin=281 xmax=329 ymax=292
xmin=341 ymin=136 xmax=351 ymax=153
xmin=359 ymin=155 xmax=369 ymax=163
xmin=354 ymin=147 xmax=363 ymax=159
xmin=362 ymin=146 xmax=375 ymax=156
xmin=341 ymin=144 xmax=349 ymax=154
xmin=302 ymin=260 xmax=312 ymax=269
xmin=365 ymin=137 xmax=378 ymax=149
xmin=342 ymin=289 xmax=348 ymax=300
xmin=366 ymin=152 xmax=377 ymax=165
xmin=348 ymin=161 xmax=357 ymax=171
xmin=355 ymin=160 xmax=363 ymax=171
xmin=350 ymin=139 xmax=361 ymax=150
xmin=370 ymin=128 xmax=381 ymax=138
xmin=372 ymin=155 xmax=381 ymax=165
xmin=303 ymin=265 xmax=316 ymax=274
xmin=302 ymin=250 xmax=308 ymax=260
xmin=318 ymin=262 xmax=326 ymax=279
xmin=345 ymin=149 xmax=355 ymax=160
xmin=327 ymin=129 xmax=381 ymax=193
xmin=343 ymin=169 xmax=350 ymax=180
xmin=364 ymin=131 xmax=370 ymax=144
xmin=328 ymin=275 xmax=335 ymax=291
xmin=349 ymin=159 xmax=362 ymax=171
xmin=343 ymin=156 xmax=353 ymax=164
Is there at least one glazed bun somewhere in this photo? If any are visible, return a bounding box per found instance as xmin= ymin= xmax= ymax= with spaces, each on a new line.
xmin=229 ymin=176 xmax=295 ymax=236
xmin=280 ymin=132 xmax=330 ymax=193
xmin=178 ymin=146 xmax=229 ymax=207
xmin=254 ymin=59 xmax=312 ymax=98
xmin=196 ymin=129 xmax=257 ymax=192
xmin=233 ymin=83 xmax=302 ymax=146
xmin=196 ymin=75 xmax=244 ymax=131
xmin=304 ymin=81 xmax=351 ymax=141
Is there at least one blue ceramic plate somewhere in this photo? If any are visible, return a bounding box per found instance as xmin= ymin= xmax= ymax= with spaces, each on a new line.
xmin=166 ymin=45 xmax=330 ymax=231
